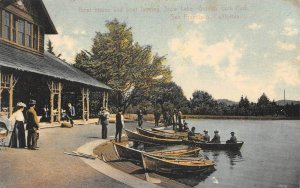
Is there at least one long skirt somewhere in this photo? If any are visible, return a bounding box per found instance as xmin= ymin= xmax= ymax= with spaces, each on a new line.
xmin=9 ymin=121 xmax=26 ymax=148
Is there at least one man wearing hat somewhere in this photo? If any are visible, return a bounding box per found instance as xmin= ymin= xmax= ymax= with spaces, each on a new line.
xmin=188 ymin=126 xmax=196 ymax=140
xmin=226 ymin=132 xmax=237 ymax=143
xmin=203 ymin=130 xmax=210 ymax=142
xmin=210 ymin=130 xmax=221 ymax=143
xmin=26 ymin=100 xmax=40 ymax=150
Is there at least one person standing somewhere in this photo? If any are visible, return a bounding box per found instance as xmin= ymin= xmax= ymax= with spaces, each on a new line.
xmin=66 ymin=103 xmax=75 ymax=127
xmin=210 ymin=130 xmax=221 ymax=143
xmin=154 ymin=110 xmax=161 ymax=127
xmin=137 ymin=108 xmax=143 ymax=127
xmin=9 ymin=102 xmax=26 ymax=148
xmin=26 ymin=100 xmax=40 ymax=150
xmin=99 ymin=107 xmax=110 ymax=139
xmin=203 ymin=130 xmax=210 ymax=142
xmin=177 ymin=110 xmax=183 ymax=131
xmin=115 ymin=109 xmax=124 ymax=142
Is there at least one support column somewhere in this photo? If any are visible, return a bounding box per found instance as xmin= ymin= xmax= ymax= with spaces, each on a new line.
xmin=50 ymin=88 xmax=54 ymax=124
xmin=0 ymin=72 xmax=18 ymax=116
xmin=48 ymin=81 xmax=62 ymax=125
xmin=9 ymin=74 xmax=13 ymax=117
xmin=81 ymin=88 xmax=90 ymax=121
xmin=58 ymin=82 xmax=62 ymax=123
xmin=106 ymin=92 xmax=108 ymax=109
xmin=82 ymin=88 xmax=85 ymax=121
xmin=86 ymin=88 xmax=90 ymax=121
xmin=102 ymin=91 xmax=105 ymax=108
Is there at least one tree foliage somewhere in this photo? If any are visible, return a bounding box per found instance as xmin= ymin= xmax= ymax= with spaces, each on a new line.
xmin=74 ymin=19 xmax=172 ymax=111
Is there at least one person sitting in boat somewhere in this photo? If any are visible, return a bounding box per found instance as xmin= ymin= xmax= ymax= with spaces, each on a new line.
xmin=183 ymin=120 xmax=189 ymax=132
xmin=203 ymin=130 xmax=210 ymax=142
xmin=188 ymin=127 xmax=196 ymax=140
xmin=210 ymin=130 xmax=221 ymax=143
xmin=226 ymin=132 xmax=237 ymax=143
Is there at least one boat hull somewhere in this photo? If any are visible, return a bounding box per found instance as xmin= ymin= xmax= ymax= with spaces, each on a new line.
xmin=184 ymin=141 xmax=244 ymax=150
xmin=136 ymin=127 xmax=179 ymax=139
xmin=124 ymin=129 xmax=183 ymax=145
xmin=142 ymin=153 xmax=215 ymax=175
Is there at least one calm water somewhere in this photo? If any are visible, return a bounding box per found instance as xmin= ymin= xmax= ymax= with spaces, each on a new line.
xmin=172 ymin=119 xmax=300 ymax=188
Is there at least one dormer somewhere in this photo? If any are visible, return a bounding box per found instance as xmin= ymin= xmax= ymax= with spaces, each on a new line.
xmin=0 ymin=0 xmax=57 ymax=55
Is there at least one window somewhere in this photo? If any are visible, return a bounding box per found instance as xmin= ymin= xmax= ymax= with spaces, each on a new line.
xmin=4 ymin=11 xmax=10 ymax=40
xmin=0 ymin=9 xmax=39 ymax=51
xmin=18 ymin=19 xmax=24 ymax=45
xmin=33 ymin=25 xmax=38 ymax=50
xmin=12 ymin=16 xmax=17 ymax=42
xmin=25 ymin=21 xmax=32 ymax=47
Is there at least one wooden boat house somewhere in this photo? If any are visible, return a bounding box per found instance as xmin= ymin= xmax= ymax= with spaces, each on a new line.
xmin=0 ymin=0 xmax=111 ymax=124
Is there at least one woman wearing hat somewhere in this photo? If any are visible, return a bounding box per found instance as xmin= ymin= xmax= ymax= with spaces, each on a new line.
xmin=9 ymin=102 xmax=26 ymax=148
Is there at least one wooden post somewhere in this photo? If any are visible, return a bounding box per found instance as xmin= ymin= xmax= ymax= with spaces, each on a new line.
xmin=81 ymin=88 xmax=85 ymax=121
xmin=102 ymin=91 xmax=105 ymax=108
xmin=9 ymin=74 xmax=13 ymax=117
xmin=58 ymin=82 xmax=62 ymax=123
xmin=50 ymin=82 xmax=54 ymax=124
xmin=86 ymin=88 xmax=90 ymax=121
xmin=105 ymin=91 xmax=109 ymax=109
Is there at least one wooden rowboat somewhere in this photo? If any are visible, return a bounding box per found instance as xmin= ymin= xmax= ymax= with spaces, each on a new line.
xmin=113 ymin=142 xmax=201 ymax=162
xmin=124 ymin=129 xmax=183 ymax=145
xmin=142 ymin=153 xmax=215 ymax=175
xmin=184 ymin=140 xmax=244 ymax=151
xmin=136 ymin=127 xmax=179 ymax=139
xmin=150 ymin=128 xmax=204 ymax=141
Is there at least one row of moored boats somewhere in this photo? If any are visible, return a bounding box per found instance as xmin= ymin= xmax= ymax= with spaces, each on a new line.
xmin=111 ymin=127 xmax=244 ymax=175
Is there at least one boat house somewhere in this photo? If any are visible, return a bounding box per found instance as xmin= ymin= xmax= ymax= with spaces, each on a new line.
xmin=0 ymin=0 xmax=111 ymax=124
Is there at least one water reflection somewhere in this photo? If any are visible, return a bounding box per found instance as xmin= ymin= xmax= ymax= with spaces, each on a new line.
xmin=204 ymin=150 xmax=244 ymax=168
xmin=225 ymin=150 xmax=244 ymax=167
xmin=163 ymin=167 xmax=216 ymax=187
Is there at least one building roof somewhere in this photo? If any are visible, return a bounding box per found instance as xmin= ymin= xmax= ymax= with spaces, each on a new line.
xmin=0 ymin=43 xmax=111 ymax=90
xmin=32 ymin=0 xmax=58 ymax=34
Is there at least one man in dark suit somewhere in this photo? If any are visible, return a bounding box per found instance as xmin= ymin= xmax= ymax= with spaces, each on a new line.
xmin=26 ymin=100 xmax=40 ymax=150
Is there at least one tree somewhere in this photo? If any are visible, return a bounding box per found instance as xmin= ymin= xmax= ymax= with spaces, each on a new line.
xmin=47 ymin=40 xmax=55 ymax=55
xmin=190 ymin=90 xmax=218 ymax=115
xmin=74 ymin=19 xmax=172 ymax=112
xmin=257 ymin=93 xmax=271 ymax=115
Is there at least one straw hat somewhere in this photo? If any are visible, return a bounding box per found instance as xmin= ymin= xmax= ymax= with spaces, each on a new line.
xmin=17 ymin=102 xmax=26 ymax=107
xmin=203 ymin=129 xmax=208 ymax=133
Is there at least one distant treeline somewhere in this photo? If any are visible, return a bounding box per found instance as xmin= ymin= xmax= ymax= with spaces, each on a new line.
xmin=123 ymin=91 xmax=300 ymax=118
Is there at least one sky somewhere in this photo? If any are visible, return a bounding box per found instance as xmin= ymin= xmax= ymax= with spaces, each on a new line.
xmin=43 ymin=0 xmax=300 ymax=102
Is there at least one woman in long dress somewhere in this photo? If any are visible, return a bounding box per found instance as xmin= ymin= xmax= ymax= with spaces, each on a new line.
xmin=9 ymin=102 xmax=26 ymax=148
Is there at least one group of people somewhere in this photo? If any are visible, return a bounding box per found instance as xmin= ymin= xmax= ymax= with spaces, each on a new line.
xmin=0 ymin=100 xmax=40 ymax=150
xmin=153 ymin=109 xmax=184 ymax=130
xmin=98 ymin=107 xmax=124 ymax=142
xmin=187 ymin=127 xmax=237 ymax=143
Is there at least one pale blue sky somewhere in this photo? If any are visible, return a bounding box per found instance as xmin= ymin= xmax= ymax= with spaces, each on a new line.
xmin=43 ymin=0 xmax=300 ymax=102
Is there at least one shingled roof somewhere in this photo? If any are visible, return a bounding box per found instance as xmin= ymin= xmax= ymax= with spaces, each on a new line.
xmin=0 ymin=43 xmax=111 ymax=90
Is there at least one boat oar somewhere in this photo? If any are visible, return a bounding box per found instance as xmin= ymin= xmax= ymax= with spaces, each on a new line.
xmin=63 ymin=152 xmax=96 ymax=159
xmin=141 ymin=153 xmax=161 ymax=184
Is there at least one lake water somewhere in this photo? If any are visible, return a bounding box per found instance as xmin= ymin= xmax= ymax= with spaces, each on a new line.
xmin=173 ymin=119 xmax=300 ymax=188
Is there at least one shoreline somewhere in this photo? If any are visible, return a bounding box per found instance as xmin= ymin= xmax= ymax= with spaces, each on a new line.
xmin=122 ymin=114 xmax=300 ymax=121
